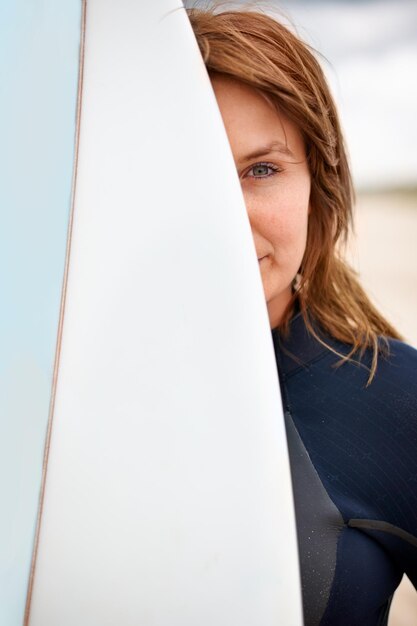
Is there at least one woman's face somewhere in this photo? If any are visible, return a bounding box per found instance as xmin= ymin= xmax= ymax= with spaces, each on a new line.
xmin=211 ymin=75 xmax=311 ymax=329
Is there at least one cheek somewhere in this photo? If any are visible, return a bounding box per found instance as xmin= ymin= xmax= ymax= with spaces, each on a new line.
xmin=279 ymin=185 xmax=310 ymax=246
xmin=244 ymin=180 xmax=310 ymax=253
xmin=269 ymin=203 xmax=309 ymax=252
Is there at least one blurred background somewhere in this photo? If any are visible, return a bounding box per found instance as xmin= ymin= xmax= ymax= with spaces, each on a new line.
xmin=189 ymin=0 xmax=417 ymax=622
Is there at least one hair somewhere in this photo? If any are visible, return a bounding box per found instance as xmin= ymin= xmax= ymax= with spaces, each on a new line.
xmin=187 ymin=5 xmax=402 ymax=382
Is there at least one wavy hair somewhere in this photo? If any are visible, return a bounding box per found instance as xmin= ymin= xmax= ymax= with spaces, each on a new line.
xmin=187 ymin=6 xmax=402 ymax=381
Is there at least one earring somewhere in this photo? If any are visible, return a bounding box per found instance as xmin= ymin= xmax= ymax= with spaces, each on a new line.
xmin=292 ymin=272 xmax=302 ymax=292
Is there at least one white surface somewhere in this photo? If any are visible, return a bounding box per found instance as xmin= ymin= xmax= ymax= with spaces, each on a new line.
xmin=27 ymin=1 xmax=302 ymax=624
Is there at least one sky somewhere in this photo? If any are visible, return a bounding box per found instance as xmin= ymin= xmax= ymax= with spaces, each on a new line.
xmin=276 ymin=0 xmax=417 ymax=190
xmin=191 ymin=0 xmax=417 ymax=190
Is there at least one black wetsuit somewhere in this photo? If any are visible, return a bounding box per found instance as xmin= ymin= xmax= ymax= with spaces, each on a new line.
xmin=272 ymin=313 xmax=417 ymax=626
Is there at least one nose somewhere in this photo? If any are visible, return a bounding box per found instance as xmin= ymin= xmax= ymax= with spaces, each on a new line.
xmin=241 ymin=188 xmax=256 ymax=225
xmin=246 ymin=217 xmax=266 ymax=260
xmin=241 ymin=192 xmax=265 ymax=256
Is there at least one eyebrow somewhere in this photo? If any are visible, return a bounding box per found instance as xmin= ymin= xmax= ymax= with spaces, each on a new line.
xmin=238 ymin=140 xmax=295 ymax=163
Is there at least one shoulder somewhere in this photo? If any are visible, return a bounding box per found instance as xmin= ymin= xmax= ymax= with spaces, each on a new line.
xmin=275 ymin=312 xmax=416 ymax=386
xmin=377 ymin=337 xmax=417 ymax=385
xmin=328 ymin=336 xmax=417 ymax=404
xmin=274 ymin=315 xmax=417 ymax=415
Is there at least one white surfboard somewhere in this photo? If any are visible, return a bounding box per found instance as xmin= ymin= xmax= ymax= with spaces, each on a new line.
xmin=23 ymin=1 xmax=302 ymax=624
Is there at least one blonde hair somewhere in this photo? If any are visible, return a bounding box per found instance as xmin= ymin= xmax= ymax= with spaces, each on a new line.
xmin=187 ymin=6 xmax=402 ymax=381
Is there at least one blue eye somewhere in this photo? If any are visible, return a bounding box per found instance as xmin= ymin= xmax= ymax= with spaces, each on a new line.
xmin=246 ymin=162 xmax=281 ymax=179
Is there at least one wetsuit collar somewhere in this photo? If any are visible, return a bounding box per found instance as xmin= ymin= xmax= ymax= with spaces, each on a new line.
xmin=271 ymin=312 xmax=331 ymax=376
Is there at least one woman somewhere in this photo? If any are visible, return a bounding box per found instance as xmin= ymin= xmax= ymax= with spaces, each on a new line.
xmin=188 ymin=7 xmax=417 ymax=626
